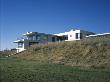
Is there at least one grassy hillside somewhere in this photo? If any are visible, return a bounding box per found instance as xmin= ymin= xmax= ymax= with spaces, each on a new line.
xmin=0 ymin=58 xmax=110 ymax=82
xmin=1 ymin=39 xmax=110 ymax=82
xmin=13 ymin=39 xmax=110 ymax=69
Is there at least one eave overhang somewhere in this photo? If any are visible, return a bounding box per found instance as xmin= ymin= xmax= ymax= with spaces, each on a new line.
xmin=13 ymin=40 xmax=24 ymax=43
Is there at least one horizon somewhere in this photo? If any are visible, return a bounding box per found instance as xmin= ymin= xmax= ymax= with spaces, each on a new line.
xmin=1 ymin=0 xmax=110 ymax=50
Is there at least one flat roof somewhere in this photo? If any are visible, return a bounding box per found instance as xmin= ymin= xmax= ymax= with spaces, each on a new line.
xmin=13 ymin=40 xmax=24 ymax=43
xmin=86 ymin=33 xmax=110 ymax=37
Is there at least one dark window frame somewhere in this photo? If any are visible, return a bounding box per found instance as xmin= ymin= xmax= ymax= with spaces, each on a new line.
xmin=70 ymin=35 xmax=72 ymax=37
xmin=18 ymin=43 xmax=23 ymax=48
xmin=76 ymin=33 xmax=79 ymax=39
xmin=80 ymin=33 xmax=83 ymax=39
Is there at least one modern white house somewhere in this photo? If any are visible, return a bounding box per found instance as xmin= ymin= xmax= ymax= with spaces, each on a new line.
xmin=54 ymin=29 xmax=95 ymax=41
xmin=14 ymin=29 xmax=95 ymax=53
xmin=14 ymin=32 xmax=58 ymax=53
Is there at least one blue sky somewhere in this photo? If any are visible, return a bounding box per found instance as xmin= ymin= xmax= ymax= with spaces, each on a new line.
xmin=0 ymin=0 xmax=110 ymax=50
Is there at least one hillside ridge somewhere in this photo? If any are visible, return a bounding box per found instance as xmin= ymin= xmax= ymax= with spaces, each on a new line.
xmin=12 ymin=39 xmax=110 ymax=69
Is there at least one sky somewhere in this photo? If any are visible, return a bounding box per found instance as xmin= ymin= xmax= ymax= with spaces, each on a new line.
xmin=0 ymin=0 xmax=110 ymax=50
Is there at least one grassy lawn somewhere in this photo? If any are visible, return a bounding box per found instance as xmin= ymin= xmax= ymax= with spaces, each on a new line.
xmin=0 ymin=57 xmax=110 ymax=82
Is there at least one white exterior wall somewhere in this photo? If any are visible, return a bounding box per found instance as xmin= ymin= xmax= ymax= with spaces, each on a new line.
xmin=55 ymin=29 xmax=81 ymax=41
xmin=15 ymin=39 xmax=28 ymax=53
xmin=67 ymin=30 xmax=80 ymax=41
xmin=16 ymin=48 xmax=26 ymax=53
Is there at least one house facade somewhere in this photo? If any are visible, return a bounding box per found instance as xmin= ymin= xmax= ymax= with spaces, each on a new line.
xmin=14 ymin=29 xmax=95 ymax=53
xmin=54 ymin=29 xmax=95 ymax=41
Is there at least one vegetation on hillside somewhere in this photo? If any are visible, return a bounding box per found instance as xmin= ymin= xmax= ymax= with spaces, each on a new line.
xmin=1 ymin=39 xmax=110 ymax=82
xmin=13 ymin=39 xmax=110 ymax=69
xmin=0 ymin=49 xmax=16 ymax=57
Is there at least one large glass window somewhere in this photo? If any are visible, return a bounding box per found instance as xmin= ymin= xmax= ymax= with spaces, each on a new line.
xmin=64 ymin=35 xmax=68 ymax=40
xmin=18 ymin=43 xmax=23 ymax=48
xmin=36 ymin=35 xmax=40 ymax=41
xmin=28 ymin=36 xmax=33 ymax=40
xmin=33 ymin=36 xmax=36 ymax=40
xmin=52 ymin=37 xmax=55 ymax=42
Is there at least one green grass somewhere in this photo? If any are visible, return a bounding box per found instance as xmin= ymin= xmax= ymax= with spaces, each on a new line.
xmin=0 ymin=57 xmax=110 ymax=82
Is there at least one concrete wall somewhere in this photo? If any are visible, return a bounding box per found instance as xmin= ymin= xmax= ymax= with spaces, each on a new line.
xmin=67 ymin=30 xmax=81 ymax=41
xmin=55 ymin=30 xmax=95 ymax=41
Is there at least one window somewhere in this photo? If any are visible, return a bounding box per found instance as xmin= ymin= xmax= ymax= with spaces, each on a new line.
xmin=18 ymin=43 xmax=23 ymax=48
xmin=52 ymin=37 xmax=55 ymax=42
xmin=64 ymin=35 xmax=68 ymax=40
xmin=70 ymin=35 xmax=72 ymax=37
xmin=76 ymin=33 xmax=79 ymax=39
xmin=36 ymin=35 xmax=40 ymax=41
xmin=43 ymin=35 xmax=48 ymax=40
xmin=80 ymin=33 xmax=83 ymax=39
xmin=28 ymin=37 xmax=33 ymax=40
xmin=33 ymin=36 xmax=36 ymax=40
